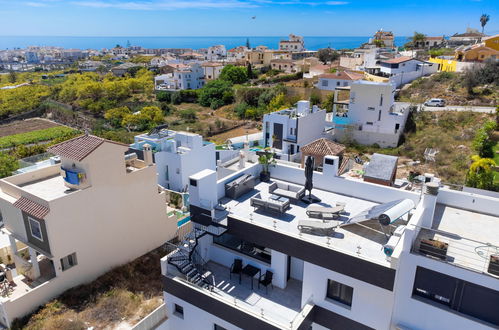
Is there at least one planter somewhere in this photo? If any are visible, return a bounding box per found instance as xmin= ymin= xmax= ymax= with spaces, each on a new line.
xmin=419 ymin=239 xmax=448 ymax=260
xmin=260 ymin=171 xmax=271 ymax=183
xmin=487 ymin=254 xmax=499 ymax=276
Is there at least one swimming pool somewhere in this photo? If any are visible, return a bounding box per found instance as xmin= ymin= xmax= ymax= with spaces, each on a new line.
xmin=333 ymin=116 xmax=351 ymax=125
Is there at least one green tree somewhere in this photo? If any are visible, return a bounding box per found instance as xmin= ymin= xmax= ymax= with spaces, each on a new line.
xmin=466 ymin=155 xmax=496 ymax=190
xmin=472 ymin=120 xmax=496 ymax=158
xmin=410 ymin=32 xmax=426 ymax=49
xmin=198 ymin=80 xmax=233 ymax=109
xmin=122 ymin=106 xmax=163 ymax=131
xmin=480 ymin=14 xmax=490 ymax=35
xmin=268 ymin=93 xmax=286 ymax=112
xmin=0 ymin=152 xmax=19 ymax=178
xmin=219 ymin=65 xmax=248 ymax=84
xmin=179 ymin=109 xmax=197 ymax=122
xmin=8 ymin=70 xmax=17 ymax=84
xmin=247 ymin=62 xmax=254 ymax=79
xmin=373 ymin=39 xmax=385 ymax=47
xmin=310 ymin=93 xmax=321 ymax=106
xmin=104 ymin=106 xmax=132 ymax=128
xmin=317 ymin=48 xmax=339 ymax=64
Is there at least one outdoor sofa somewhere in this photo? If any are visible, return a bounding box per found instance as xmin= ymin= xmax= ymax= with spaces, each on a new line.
xmin=250 ymin=193 xmax=290 ymax=214
xmin=268 ymin=181 xmax=305 ymax=201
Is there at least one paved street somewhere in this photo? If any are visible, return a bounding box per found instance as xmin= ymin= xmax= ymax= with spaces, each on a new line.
xmin=395 ymin=102 xmax=496 ymax=113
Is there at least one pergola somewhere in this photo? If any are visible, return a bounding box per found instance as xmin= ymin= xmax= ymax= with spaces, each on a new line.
xmin=300 ymin=138 xmax=346 ymax=168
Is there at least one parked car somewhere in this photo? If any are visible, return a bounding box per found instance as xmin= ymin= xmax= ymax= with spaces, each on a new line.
xmin=424 ymin=98 xmax=446 ymax=107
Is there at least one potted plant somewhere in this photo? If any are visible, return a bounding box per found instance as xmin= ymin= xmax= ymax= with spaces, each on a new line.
xmin=419 ymin=238 xmax=448 ymax=260
xmin=488 ymin=254 xmax=499 ymax=276
xmin=258 ymin=147 xmax=276 ymax=182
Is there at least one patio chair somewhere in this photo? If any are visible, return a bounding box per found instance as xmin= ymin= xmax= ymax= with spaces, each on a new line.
xmin=230 ymin=258 xmax=243 ymax=283
xmin=306 ymin=203 xmax=345 ymax=219
xmin=297 ymin=220 xmax=337 ymax=236
xmin=258 ymin=270 xmax=274 ymax=294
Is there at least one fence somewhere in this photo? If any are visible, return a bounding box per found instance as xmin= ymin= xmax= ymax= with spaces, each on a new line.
xmin=131 ymin=303 xmax=167 ymax=330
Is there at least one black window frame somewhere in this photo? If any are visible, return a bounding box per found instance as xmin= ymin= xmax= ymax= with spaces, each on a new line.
xmin=174 ymin=303 xmax=184 ymax=319
xmin=213 ymin=232 xmax=271 ymax=264
xmin=326 ymin=279 xmax=353 ymax=307
xmin=214 ymin=324 xmax=228 ymax=330
xmin=190 ymin=179 xmax=197 ymax=187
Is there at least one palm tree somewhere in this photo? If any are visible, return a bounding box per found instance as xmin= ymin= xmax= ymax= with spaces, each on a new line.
xmin=480 ymin=14 xmax=490 ymax=35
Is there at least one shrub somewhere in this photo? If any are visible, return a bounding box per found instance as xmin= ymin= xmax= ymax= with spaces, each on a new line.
xmin=234 ymin=102 xmax=250 ymax=118
xmin=156 ymin=91 xmax=171 ymax=103
xmin=198 ymin=80 xmax=233 ymax=109
xmin=0 ymin=152 xmax=19 ymax=178
xmin=179 ymin=108 xmax=197 ymax=122
xmin=472 ymin=120 xmax=496 ymax=158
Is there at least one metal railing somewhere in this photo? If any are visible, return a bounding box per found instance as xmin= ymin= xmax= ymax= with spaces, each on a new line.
xmin=412 ymin=227 xmax=499 ymax=277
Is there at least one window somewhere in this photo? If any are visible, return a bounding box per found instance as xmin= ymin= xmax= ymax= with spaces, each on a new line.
xmin=174 ymin=304 xmax=184 ymax=318
xmin=60 ymin=252 xmax=77 ymax=271
xmin=214 ymin=324 xmax=227 ymax=330
xmin=366 ymin=122 xmax=373 ymax=125
xmin=322 ymin=80 xmax=328 ymax=87
xmin=326 ymin=279 xmax=353 ymax=307
xmin=380 ymin=94 xmax=384 ymax=106
xmin=28 ymin=217 xmax=43 ymax=241
xmin=190 ymin=179 xmax=197 ymax=187
xmin=336 ymin=81 xmax=340 ymax=86
xmin=367 ymin=107 xmax=375 ymax=111
xmin=378 ymin=110 xmax=382 ymax=121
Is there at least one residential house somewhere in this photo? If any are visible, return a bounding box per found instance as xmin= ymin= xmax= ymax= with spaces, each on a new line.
xmin=279 ymin=34 xmax=305 ymax=52
xmin=201 ymin=62 xmax=225 ymax=80
xmin=304 ymin=63 xmax=330 ymax=78
xmin=317 ymin=71 xmax=364 ymax=90
xmin=449 ymin=28 xmax=486 ymax=46
xmin=205 ymin=45 xmax=227 ymax=61
xmin=330 ymin=80 xmax=410 ymax=147
xmin=154 ymin=63 xmax=205 ymax=91
xmin=111 ymin=62 xmax=143 ymax=77
xmin=130 ymin=130 xmax=216 ymax=192
xmin=484 ymin=34 xmax=499 ymax=51
xmin=270 ymin=59 xmax=298 ymax=73
xmin=455 ymin=43 xmax=499 ymax=62
xmin=227 ymin=46 xmax=248 ymax=62
xmin=418 ymin=36 xmax=446 ymax=49
xmin=0 ymin=135 xmax=177 ymax=327
xmin=372 ymin=30 xmax=395 ymax=47
xmin=263 ymin=100 xmax=326 ymax=161
xmin=379 ymin=56 xmax=438 ymax=87
xmin=161 ymin=145 xmax=499 ymax=330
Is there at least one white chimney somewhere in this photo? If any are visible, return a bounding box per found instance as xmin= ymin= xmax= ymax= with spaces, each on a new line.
xmin=143 ymin=143 xmax=153 ymax=166
xmin=421 ymin=182 xmax=439 ymax=228
xmin=323 ymin=155 xmax=339 ymax=177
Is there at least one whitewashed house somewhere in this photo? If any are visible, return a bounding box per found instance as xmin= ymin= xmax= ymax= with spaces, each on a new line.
xmin=263 ymin=101 xmax=326 ymax=161
xmin=379 ymin=56 xmax=438 ymax=87
xmin=317 ymin=71 xmax=365 ymax=90
xmin=131 ymin=129 xmax=216 ymax=193
xmin=205 ymin=45 xmax=227 ymax=61
xmin=279 ymin=34 xmax=305 ymax=52
xmin=154 ymin=63 xmax=205 ymax=91
xmin=201 ymin=62 xmax=225 ymax=80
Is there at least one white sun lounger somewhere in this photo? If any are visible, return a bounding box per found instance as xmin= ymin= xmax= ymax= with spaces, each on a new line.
xmin=306 ymin=203 xmax=345 ymax=219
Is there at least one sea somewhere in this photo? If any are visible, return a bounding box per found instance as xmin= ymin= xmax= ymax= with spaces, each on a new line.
xmin=0 ymin=36 xmax=409 ymax=51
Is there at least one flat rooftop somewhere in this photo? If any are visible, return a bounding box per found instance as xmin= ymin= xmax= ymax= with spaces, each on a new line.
xmin=222 ymin=180 xmax=403 ymax=267
xmin=19 ymin=175 xmax=76 ymax=201
xmin=416 ymin=204 xmax=499 ymax=276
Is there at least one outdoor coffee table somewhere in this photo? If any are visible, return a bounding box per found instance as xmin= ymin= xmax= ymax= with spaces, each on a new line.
xmin=269 ymin=194 xmax=289 ymax=203
xmin=242 ymin=264 xmax=261 ymax=290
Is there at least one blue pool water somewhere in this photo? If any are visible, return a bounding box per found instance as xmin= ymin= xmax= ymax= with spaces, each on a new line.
xmin=333 ymin=116 xmax=351 ymax=125
xmin=177 ymin=216 xmax=190 ymax=227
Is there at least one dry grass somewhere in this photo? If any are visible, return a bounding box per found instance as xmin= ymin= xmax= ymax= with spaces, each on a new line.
xmin=12 ymin=247 xmax=167 ymax=330
xmin=346 ymin=111 xmax=495 ymax=184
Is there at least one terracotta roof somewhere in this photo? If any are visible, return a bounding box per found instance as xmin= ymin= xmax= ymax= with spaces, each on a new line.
xmin=381 ymin=56 xmax=417 ymax=64
xmin=301 ymin=138 xmax=346 ymax=156
xmin=13 ymin=196 xmax=49 ymax=219
xmin=48 ymin=135 xmax=126 ymax=161
xmin=426 ymin=36 xmax=444 ymax=40
xmin=318 ymin=71 xmax=364 ymax=81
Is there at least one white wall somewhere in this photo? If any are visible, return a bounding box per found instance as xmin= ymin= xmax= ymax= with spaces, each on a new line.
xmin=437 ymin=188 xmax=499 ymax=216
xmin=302 ymin=262 xmax=395 ymax=330
xmin=164 ymin=294 xmax=241 ymax=330
xmin=290 ymin=257 xmax=304 ymax=281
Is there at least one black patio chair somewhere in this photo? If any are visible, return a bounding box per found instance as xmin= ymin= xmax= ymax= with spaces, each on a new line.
xmin=258 ymin=270 xmax=274 ymax=294
xmin=230 ymin=258 xmax=243 ymax=283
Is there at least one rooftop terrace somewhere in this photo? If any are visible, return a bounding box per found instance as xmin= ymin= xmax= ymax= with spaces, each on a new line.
xmin=221 ymin=180 xmax=406 ymax=267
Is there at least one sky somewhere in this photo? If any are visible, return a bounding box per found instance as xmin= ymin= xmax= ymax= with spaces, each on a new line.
xmin=0 ymin=0 xmax=498 ymax=37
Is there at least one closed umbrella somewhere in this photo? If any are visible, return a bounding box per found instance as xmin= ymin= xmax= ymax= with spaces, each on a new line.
xmin=303 ymin=156 xmax=321 ymax=204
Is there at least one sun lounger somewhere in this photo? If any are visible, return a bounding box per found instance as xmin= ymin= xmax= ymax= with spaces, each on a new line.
xmin=297 ymin=220 xmax=337 ymax=235
xmin=306 ymin=203 xmax=345 ymax=219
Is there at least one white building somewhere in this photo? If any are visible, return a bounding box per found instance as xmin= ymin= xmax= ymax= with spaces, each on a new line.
xmin=0 ymin=135 xmax=177 ymax=327
xmin=330 ymin=80 xmax=410 ymax=148
xmin=201 ymin=62 xmax=225 ymax=80
xmin=131 ymin=129 xmax=216 ymax=192
xmin=279 ymin=34 xmax=305 ymax=52
xmin=154 ymin=63 xmax=205 ymax=91
xmin=317 ymin=71 xmax=365 ymax=90
xmin=263 ymin=101 xmax=326 ymax=162
xmin=205 ymin=45 xmax=227 ymax=61
xmin=379 ymin=56 xmax=438 ymax=87
xmin=160 ymin=155 xmax=499 ymax=330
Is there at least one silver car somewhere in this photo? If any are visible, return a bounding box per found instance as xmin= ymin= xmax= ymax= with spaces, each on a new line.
xmin=424 ymin=98 xmax=446 ymax=107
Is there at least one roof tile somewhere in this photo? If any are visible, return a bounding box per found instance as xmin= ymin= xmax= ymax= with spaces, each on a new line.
xmin=13 ymin=196 xmax=49 ymax=219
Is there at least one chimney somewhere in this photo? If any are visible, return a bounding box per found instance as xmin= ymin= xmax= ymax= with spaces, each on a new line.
xmin=143 ymin=143 xmax=153 ymax=166
xmin=420 ymin=182 xmax=439 ymax=228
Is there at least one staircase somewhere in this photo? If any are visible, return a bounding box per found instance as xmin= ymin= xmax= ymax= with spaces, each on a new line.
xmin=167 ymin=228 xmax=211 ymax=289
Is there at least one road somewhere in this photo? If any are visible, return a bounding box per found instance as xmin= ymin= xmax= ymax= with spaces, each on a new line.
xmin=395 ymin=102 xmax=496 ymax=114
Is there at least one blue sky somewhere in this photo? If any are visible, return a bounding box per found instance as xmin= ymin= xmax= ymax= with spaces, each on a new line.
xmin=0 ymin=0 xmax=498 ymax=36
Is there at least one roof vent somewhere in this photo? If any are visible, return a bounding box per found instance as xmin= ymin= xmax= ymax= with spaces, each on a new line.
xmin=425 ymin=182 xmax=439 ymax=196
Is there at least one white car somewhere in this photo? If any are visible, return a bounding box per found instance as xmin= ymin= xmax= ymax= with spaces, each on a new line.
xmin=424 ymin=98 xmax=446 ymax=107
